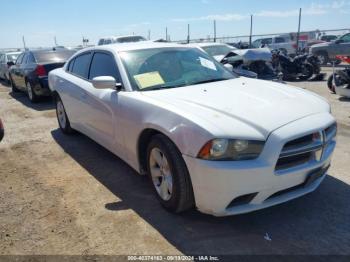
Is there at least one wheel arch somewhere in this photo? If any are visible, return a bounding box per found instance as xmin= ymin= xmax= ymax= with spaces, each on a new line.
xmin=137 ymin=128 xmax=180 ymax=175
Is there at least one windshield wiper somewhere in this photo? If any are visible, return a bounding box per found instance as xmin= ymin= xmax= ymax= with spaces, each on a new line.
xmin=191 ymin=78 xmax=229 ymax=86
xmin=140 ymin=83 xmax=187 ymax=91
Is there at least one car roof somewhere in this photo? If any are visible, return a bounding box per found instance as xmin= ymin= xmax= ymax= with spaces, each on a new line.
xmin=78 ymin=42 xmax=192 ymax=54
xmin=100 ymin=35 xmax=145 ymax=40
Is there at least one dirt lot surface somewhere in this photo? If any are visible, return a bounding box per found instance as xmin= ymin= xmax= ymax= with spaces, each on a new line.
xmin=0 ymin=68 xmax=349 ymax=256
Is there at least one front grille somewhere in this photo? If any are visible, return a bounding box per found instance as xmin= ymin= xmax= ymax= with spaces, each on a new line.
xmin=275 ymin=123 xmax=336 ymax=171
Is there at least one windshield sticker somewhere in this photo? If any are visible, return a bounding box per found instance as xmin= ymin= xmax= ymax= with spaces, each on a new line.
xmin=199 ymin=57 xmax=217 ymax=71
xmin=134 ymin=72 xmax=165 ymax=89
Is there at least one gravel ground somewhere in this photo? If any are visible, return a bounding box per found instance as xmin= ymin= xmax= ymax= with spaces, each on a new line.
xmin=0 ymin=68 xmax=349 ymax=256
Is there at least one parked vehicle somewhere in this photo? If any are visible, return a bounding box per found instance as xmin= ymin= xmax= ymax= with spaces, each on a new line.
xmin=327 ymin=55 xmax=350 ymax=97
xmin=320 ymin=35 xmax=338 ymax=42
xmin=272 ymin=50 xmax=314 ymax=81
xmin=98 ymin=35 xmax=146 ymax=45
xmin=189 ymin=43 xmax=258 ymax=78
xmin=301 ymin=40 xmax=325 ymax=54
xmin=9 ymin=49 xmax=76 ymax=102
xmin=222 ymin=48 xmax=281 ymax=81
xmin=0 ymin=118 xmax=4 ymax=142
xmin=0 ymin=51 xmax=21 ymax=83
xmin=253 ymin=35 xmax=297 ymax=55
xmin=49 ymin=42 xmax=336 ymax=216
xmin=227 ymin=41 xmax=250 ymax=49
xmin=310 ymin=33 xmax=350 ymax=65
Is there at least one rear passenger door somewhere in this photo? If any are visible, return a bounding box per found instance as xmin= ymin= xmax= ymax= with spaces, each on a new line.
xmin=62 ymin=52 xmax=92 ymax=133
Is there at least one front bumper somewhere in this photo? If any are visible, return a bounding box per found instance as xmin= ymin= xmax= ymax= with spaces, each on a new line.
xmin=184 ymin=113 xmax=336 ymax=216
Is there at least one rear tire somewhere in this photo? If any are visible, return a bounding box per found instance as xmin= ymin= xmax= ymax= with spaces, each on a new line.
xmin=55 ymin=95 xmax=74 ymax=134
xmin=26 ymin=81 xmax=39 ymax=103
xmin=146 ymin=134 xmax=195 ymax=213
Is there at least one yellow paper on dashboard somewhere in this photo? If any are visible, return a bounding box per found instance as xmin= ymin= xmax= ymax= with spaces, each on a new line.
xmin=134 ymin=72 xmax=165 ymax=89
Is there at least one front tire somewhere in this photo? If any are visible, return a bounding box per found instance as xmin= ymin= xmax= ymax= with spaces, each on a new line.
xmin=56 ymin=95 xmax=74 ymax=134
xmin=146 ymin=134 xmax=195 ymax=213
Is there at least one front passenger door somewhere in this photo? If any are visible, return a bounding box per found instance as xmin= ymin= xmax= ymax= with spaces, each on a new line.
xmin=83 ymin=51 xmax=121 ymax=151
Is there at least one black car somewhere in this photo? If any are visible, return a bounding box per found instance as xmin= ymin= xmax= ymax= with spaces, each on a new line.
xmin=9 ymin=49 xmax=76 ymax=102
xmin=0 ymin=118 xmax=4 ymax=142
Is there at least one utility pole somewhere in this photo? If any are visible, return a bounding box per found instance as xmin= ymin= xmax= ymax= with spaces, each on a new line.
xmin=213 ymin=20 xmax=217 ymax=42
xmin=148 ymin=30 xmax=151 ymax=40
xmin=22 ymin=36 xmax=27 ymax=50
xmin=249 ymin=15 xmax=253 ymax=48
xmin=296 ymin=8 xmax=302 ymax=54
xmin=165 ymin=27 xmax=168 ymax=41
xmin=187 ymin=24 xmax=190 ymax=44
xmin=54 ymin=36 xmax=58 ymax=47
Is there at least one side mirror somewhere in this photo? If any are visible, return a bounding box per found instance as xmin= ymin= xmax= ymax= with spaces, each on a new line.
xmin=224 ymin=64 xmax=233 ymax=71
xmin=92 ymin=76 xmax=118 ymax=89
xmin=7 ymin=61 xmax=15 ymax=67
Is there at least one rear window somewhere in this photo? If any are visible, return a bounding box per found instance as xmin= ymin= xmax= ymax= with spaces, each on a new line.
xmin=34 ymin=51 xmax=76 ymax=63
xmin=116 ymin=36 xmax=146 ymax=43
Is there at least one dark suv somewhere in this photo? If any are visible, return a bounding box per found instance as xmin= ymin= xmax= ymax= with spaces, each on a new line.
xmin=9 ymin=49 xmax=75 ymax=102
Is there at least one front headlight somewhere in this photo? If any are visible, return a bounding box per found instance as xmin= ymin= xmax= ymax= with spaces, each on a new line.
xmin=198 ymin=139 xmax=265 ymax=161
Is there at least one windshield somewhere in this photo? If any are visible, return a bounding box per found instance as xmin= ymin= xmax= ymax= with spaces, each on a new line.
xmin=120 ymin=48 xmax=236 ymax=91
xmin=202 ymin=45 xmax=234 ymax=57
xmin=7 ymin=53 xmax=20 ymax=62
xmin=34 ymin=50 xmax=76 ymax=63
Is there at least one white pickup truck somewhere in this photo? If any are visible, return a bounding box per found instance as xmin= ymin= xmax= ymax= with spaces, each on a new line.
xmin=253 ymin=35 xmax=299 ymax=55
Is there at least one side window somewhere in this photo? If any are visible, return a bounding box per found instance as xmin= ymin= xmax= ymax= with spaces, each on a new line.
xmin=275 ymin=37 xmax=285 ymax=43
xmin=98 ymin=39 xmax=104 ymax=46
xmin=16 ymin=53 xmax=24 ymax=64
xmin=0 ymin=54 xmax=4 ymax=63
xmin=89 ymin=52 xmax=120 ymax=81
xmin=71 ymin=53 xmax=91 ymax=79
xmin=340 ymin=34 xmax=350 ymax=43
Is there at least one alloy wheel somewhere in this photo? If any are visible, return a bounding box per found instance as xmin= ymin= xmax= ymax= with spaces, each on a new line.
xmin=26 ymin=82 xmax=34 ymax=101
xmin=56 ymin=100 xmax=67 ymax=128
xmin=149 ymin=148 xmax=173 ymax=201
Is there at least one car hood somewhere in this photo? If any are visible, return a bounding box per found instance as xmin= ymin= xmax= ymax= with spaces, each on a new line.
xmin=141 ymin=78 xmax=330 ymax=139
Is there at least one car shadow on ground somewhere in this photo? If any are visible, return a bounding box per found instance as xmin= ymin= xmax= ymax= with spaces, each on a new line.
xmin=339 ymin=96 xmax=350 ymax=103
xmin=9 ymin=91 xmax=54 ymax=111
xmin=51 ymin=129 xmax=350 ymax=255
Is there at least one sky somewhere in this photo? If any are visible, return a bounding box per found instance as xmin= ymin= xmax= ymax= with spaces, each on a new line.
xmin=0 ymin=0 xmax=350 ymax=48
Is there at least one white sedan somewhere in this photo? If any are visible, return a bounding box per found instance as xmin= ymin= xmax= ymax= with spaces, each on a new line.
xmin=49 ymin=42 xmax=337 ymax=216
